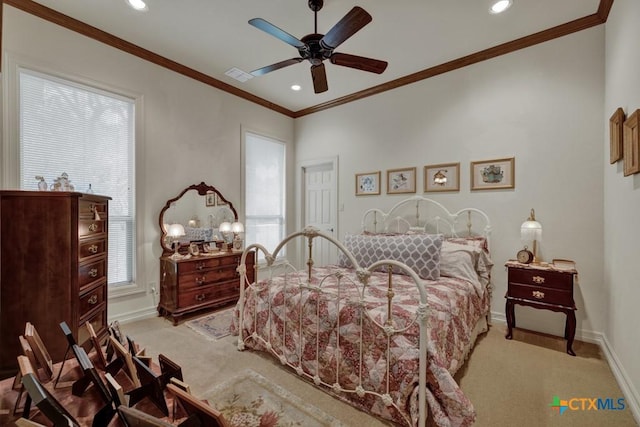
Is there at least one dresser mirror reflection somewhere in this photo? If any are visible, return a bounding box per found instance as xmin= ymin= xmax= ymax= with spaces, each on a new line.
xmin=158 ymin=182 xmax=238 ymax=256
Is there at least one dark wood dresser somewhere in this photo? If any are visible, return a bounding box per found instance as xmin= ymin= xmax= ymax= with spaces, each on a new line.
xmin=0 ymin=191 xmax=110 ymax=378
xmin=158 ymin=250 xmax=255 ymax=325
xmin=504 ymin=261 xmax=578 ymax=356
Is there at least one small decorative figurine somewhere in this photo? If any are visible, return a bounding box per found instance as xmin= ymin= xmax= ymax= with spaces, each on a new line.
xmin=51 ymin=172 xmax=75 ymax=191
xmin=35 ymin=176 xmax=48 ymax=191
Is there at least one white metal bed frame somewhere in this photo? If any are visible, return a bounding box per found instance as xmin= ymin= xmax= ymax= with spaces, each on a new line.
xmin=236 ymin=197 xmax=491 ymax=427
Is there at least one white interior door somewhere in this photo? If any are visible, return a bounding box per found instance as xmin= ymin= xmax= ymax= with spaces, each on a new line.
xmin=301 ymin=158 xmax=338 ymax=266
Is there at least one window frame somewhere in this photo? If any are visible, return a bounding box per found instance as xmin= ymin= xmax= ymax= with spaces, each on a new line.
xmin=241 ymin=129 xmax=287 ymax=264
xmin=2 ymin=54 xmax=147 ymax=299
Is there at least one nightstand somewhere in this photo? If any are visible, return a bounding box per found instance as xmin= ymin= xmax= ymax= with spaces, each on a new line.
xmin=504 ymin=261 xmax=578 ymax=356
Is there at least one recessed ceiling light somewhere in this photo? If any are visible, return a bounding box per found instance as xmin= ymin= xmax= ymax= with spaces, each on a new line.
xmin=127 ymin=0 xmax=148 ymax=11
xmin=489 ymin=0 xmax=512 ymax=14
xmin=291 ymin=84 xmax=302 ymax=91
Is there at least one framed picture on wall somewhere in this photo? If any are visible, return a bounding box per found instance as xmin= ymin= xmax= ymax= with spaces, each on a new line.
xmin=355 ymin=171 xmax=381 ymax=196
xmin=470 ymin=157 xmax=515 ymax=191
xmin=623 ymin=109 xmax=640 ymax=176
xmin=610 ymin=107 xmax=625 ymax=164
xmin=205 ymin=192 xmax=216 ymax=207
xmin=424 ymin=163 xmax=460 ymax=192
xmin=387 ymin=167 xmax=416 ymax=194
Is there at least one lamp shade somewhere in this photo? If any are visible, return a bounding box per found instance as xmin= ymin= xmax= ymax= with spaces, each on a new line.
xmin=521 ymin=220 xmax=542 ymax=241
xmin=231 ymin=221 xmax=244 ymax=233
xmin=167 ymin=223 xmax=185 ymax=238
xmin=219 ymin=222 xmax=232 ymax=233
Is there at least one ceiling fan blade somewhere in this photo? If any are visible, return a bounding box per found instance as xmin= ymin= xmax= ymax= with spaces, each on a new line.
xmin=320 ymin=6 xmax=372 ymax=50
xmin=330 ymin=53 xmax=388 ymax=74
xmin=251 ymin=58 xmax=304 ymax=76
xmin=249 ymin=18 xmax=306 ymax=49
xmin=311 ymin=64 xmax=328 ymax=94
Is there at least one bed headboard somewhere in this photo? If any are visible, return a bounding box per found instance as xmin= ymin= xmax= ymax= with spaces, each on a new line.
xmin=361 ymin=196 xmax=491 ymax=248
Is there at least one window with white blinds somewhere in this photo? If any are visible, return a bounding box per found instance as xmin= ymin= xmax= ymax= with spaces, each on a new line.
xmin=244 ymin=132 xmax=286 ymax=260
xmin=19 ymin=68 xmax=136 ymax=287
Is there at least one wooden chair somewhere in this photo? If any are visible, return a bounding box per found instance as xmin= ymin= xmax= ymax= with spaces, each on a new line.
xmin=166 ymin=383 xmax=229 ymax=427
xmin=24 ymin=322 xmax=54 ymax=382
xmin=106 ymin=335 xmax=141 ymax=388
xmin=21 ymin=372 xmax=80 ymax=427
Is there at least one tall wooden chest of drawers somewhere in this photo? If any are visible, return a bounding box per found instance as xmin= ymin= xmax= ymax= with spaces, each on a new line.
xmin=0 ymin=191 xmax=110 ymax=378
xmin=158 ymin=251 xmax=255 ymax=325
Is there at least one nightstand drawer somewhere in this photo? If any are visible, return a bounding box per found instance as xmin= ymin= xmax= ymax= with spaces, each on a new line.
xmin=508 ymin=283 xmax=574 ymax=308
xmin=508 ymin=268 xmax=573 ymax=291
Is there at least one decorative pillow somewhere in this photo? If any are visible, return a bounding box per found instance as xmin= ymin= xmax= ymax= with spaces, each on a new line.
xmin=338 ymin=233 xmax=443 ymax=280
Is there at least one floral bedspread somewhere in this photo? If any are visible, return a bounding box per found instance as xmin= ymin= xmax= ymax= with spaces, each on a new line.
xmin=232 ymin=266 xmax=490 ymax=427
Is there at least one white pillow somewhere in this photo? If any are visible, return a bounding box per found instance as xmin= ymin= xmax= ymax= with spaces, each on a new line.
xmin=439 ymin=241 xmax=481 ymax=284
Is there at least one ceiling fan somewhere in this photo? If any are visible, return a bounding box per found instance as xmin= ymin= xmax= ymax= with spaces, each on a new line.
xmin=248 ymin=0 xmax=388 ymax=94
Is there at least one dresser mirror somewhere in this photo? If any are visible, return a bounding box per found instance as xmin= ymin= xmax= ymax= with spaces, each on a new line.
xmin=158 ymin=182 xmax=238 ymax=256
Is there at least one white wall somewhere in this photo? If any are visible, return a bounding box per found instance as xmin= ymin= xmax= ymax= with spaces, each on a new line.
xmin=1 ymin=6 xmax=295 ymax=321
xmin=296 ymin=28 xmax=605 ymax=340
xmin=604 ymin=0 xmax=640 ymax=420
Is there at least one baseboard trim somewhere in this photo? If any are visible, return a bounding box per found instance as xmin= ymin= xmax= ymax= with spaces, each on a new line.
xmin=109 ymin=306 xmax=158 ymax=325
xmin=490 ymin=310 xmax=640 ymax=424
xmin=600 ymin=334 xmax=640 ymax=424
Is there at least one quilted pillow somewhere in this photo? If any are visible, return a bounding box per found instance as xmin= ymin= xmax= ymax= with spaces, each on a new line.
xmin=439 ymin=241 xmax=481 ymax=284
xmin=338 ymin=233 xmax=443 ymax=280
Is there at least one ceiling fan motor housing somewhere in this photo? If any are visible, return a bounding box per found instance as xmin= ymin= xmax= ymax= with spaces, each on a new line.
xmin=308 ymin=0 xmax=324 ymax=12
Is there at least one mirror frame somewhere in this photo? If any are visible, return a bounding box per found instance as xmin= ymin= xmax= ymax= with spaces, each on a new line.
xmin=158 ymin=182 xmax=238 ymax=256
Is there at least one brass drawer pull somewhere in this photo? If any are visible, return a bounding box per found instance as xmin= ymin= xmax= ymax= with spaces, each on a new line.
xmin=532 ymin=275 xmax=545 ymax=284
xmin=196 ymin=262 xmax=206 ymax=271
xmin=88 ymin=223 xmax=98 ymax=232
xmin=88 ymin=244 xmax=99 ymax=254
xmin=88 ymin=268 xmax=98 ymax=278
xmin=532 ymin=290 xmax=545 ymax=299
xmin=195 ymin=293 xmax=206 ymax=302
xmin=88 ymin=294 xmax=98 ymax=305
xmin=195 ymin=276 xmax=206 ymax=286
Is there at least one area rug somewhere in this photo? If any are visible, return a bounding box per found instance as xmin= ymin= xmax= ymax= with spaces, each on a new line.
xmin=186 ymin=308 xmax=234 ymax=340
xmin=203 ymin=369 xmax=345 ymax=427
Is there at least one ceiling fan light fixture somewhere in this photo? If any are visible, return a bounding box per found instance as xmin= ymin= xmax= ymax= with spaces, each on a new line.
xmin=126 ymin=0 xmax=148 ymax=11
xmin=489 ymin=0 xmax=512 ymax=14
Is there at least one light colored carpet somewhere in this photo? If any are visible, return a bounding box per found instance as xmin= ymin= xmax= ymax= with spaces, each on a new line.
xmin=204 ymin=369 xmax=345 ymax=427
xmin=123 ymin=311 xmax=639 ymax=427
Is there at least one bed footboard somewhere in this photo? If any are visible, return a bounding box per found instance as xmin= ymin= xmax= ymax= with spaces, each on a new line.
xmin=236 ymin=227 xmax=429 ymax=427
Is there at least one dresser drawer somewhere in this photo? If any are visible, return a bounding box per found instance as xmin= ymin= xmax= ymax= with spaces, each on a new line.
xmin=79 ymin=219 xmax=107 ymax=238
xmin=79 ymin=238 xmax=107 ymax=260
xmin=179 ymin=266 xmax=239 ymax=292
xmin=508 ymin=268 xmax=573 ymax=291
xmin=178 ymin=254 xmax=240 ymax=274
xmin=508 ymin=282 xmax=574 ymax=308
xmin=79 ymin=283 xmax=107 ymax=317
xmin=79 ymin=199 xmax=108 ymax=219
xmin=79 ymin=258 xmax=106 ymax=289
xmin=178 ymin=281 xmax=239 ymax=308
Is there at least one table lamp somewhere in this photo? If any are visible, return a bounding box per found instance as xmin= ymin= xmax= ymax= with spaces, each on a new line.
xmin=219 ymin=221 xmax=232 ymax=251
xmin=167 ymin=223 xmax=186 ymax=259
xmin=231 ymin=221 xmax=244 ymax=250
xmin=520 ymin=208 xmax=542 ymax=264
